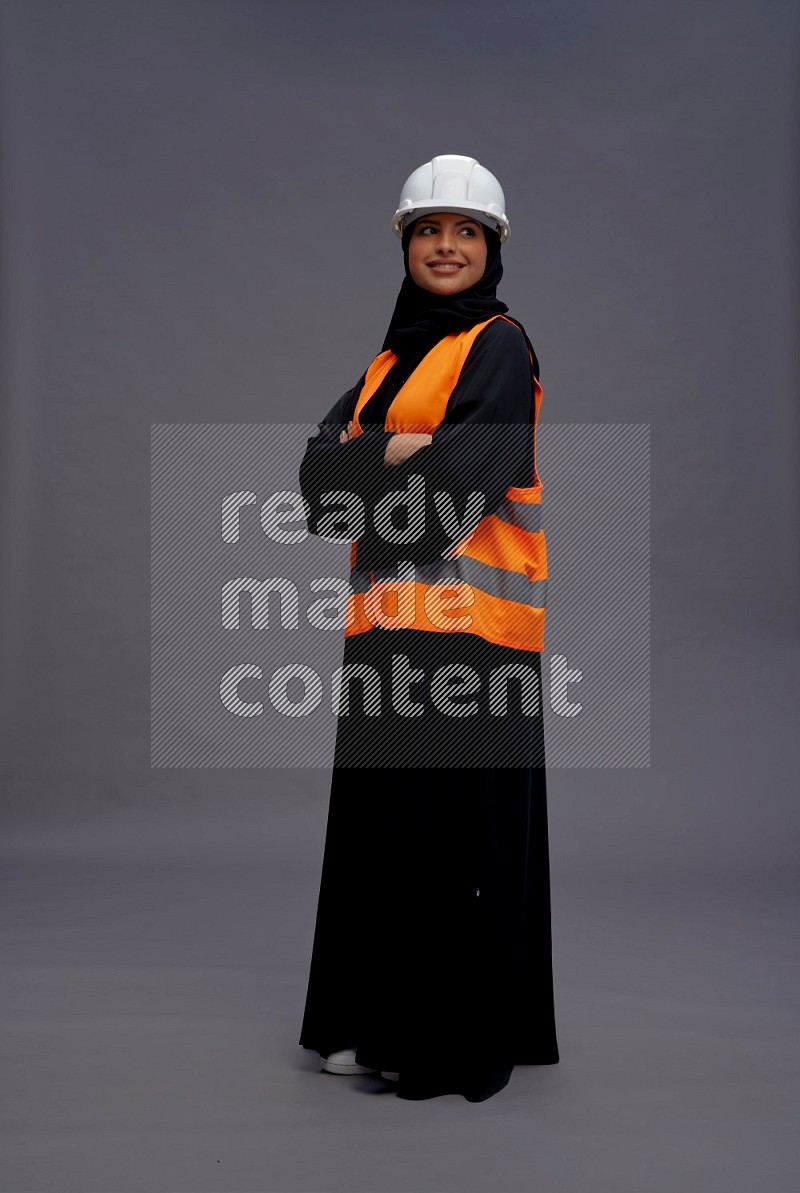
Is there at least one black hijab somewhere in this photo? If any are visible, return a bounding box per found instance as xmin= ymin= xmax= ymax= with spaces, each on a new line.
xmin=359 ymin=216 xmax=538 ymax=427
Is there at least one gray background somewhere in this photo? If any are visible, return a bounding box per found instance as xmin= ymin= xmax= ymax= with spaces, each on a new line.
xmin=0 ymin=0 xmax=797 ymax=1190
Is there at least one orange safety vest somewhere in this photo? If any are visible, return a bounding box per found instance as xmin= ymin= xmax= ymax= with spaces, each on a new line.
xmin=344 ymin=314 xmax=547 ymax=652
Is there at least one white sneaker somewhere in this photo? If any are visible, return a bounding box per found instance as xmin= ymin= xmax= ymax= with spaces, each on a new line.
xmin=381 ymin=1070 xmax=400 ymax=1081
xmin=320 ymin=1047 xmax=379 ymax=1075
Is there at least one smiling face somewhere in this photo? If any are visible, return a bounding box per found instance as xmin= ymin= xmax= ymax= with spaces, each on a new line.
xmin=407 ymin=212 xmax=488 ymax=295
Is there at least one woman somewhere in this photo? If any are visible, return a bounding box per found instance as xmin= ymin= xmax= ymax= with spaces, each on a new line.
xmin=297 ymin=155 xmax=559 ymax=1102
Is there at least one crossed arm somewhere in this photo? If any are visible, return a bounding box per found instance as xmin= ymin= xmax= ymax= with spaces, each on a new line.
xmin=299 ymin=319 xmax=535 ymax=564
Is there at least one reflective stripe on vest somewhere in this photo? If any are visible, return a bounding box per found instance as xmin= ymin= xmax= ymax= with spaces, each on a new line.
xmin=344 ymin=314 xmax=547 ymax=652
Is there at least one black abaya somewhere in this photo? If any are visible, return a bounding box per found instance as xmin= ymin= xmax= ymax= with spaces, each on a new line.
xmin=297 ymin=316 xmax=559 ymax=1101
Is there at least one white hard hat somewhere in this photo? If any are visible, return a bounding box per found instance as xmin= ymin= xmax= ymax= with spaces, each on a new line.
xmin=391 ymin=154 xmax=510 ymax=244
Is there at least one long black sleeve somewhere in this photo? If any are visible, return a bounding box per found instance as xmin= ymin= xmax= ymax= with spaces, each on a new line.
xmin=299 ymin=373 xmax=394 ymax=538
xmin=298 ymin=318 xmax=537 ymax=564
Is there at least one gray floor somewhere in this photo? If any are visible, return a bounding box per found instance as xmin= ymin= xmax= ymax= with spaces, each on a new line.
xmin=1 ymin=790 xmax=797 ymax=1190
xmin=2 ymin=618 xmax=798 ymax=1193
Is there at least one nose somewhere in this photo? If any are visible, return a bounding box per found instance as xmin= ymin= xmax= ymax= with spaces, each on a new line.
xmin=435 ymin=227 xmax=457 ymax=253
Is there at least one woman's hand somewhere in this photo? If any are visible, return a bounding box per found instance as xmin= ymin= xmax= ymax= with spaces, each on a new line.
xmin=338 ymin=421 xmax=432 ymax=466
xmin=384 ymin=432 xmax=433 ymax=466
